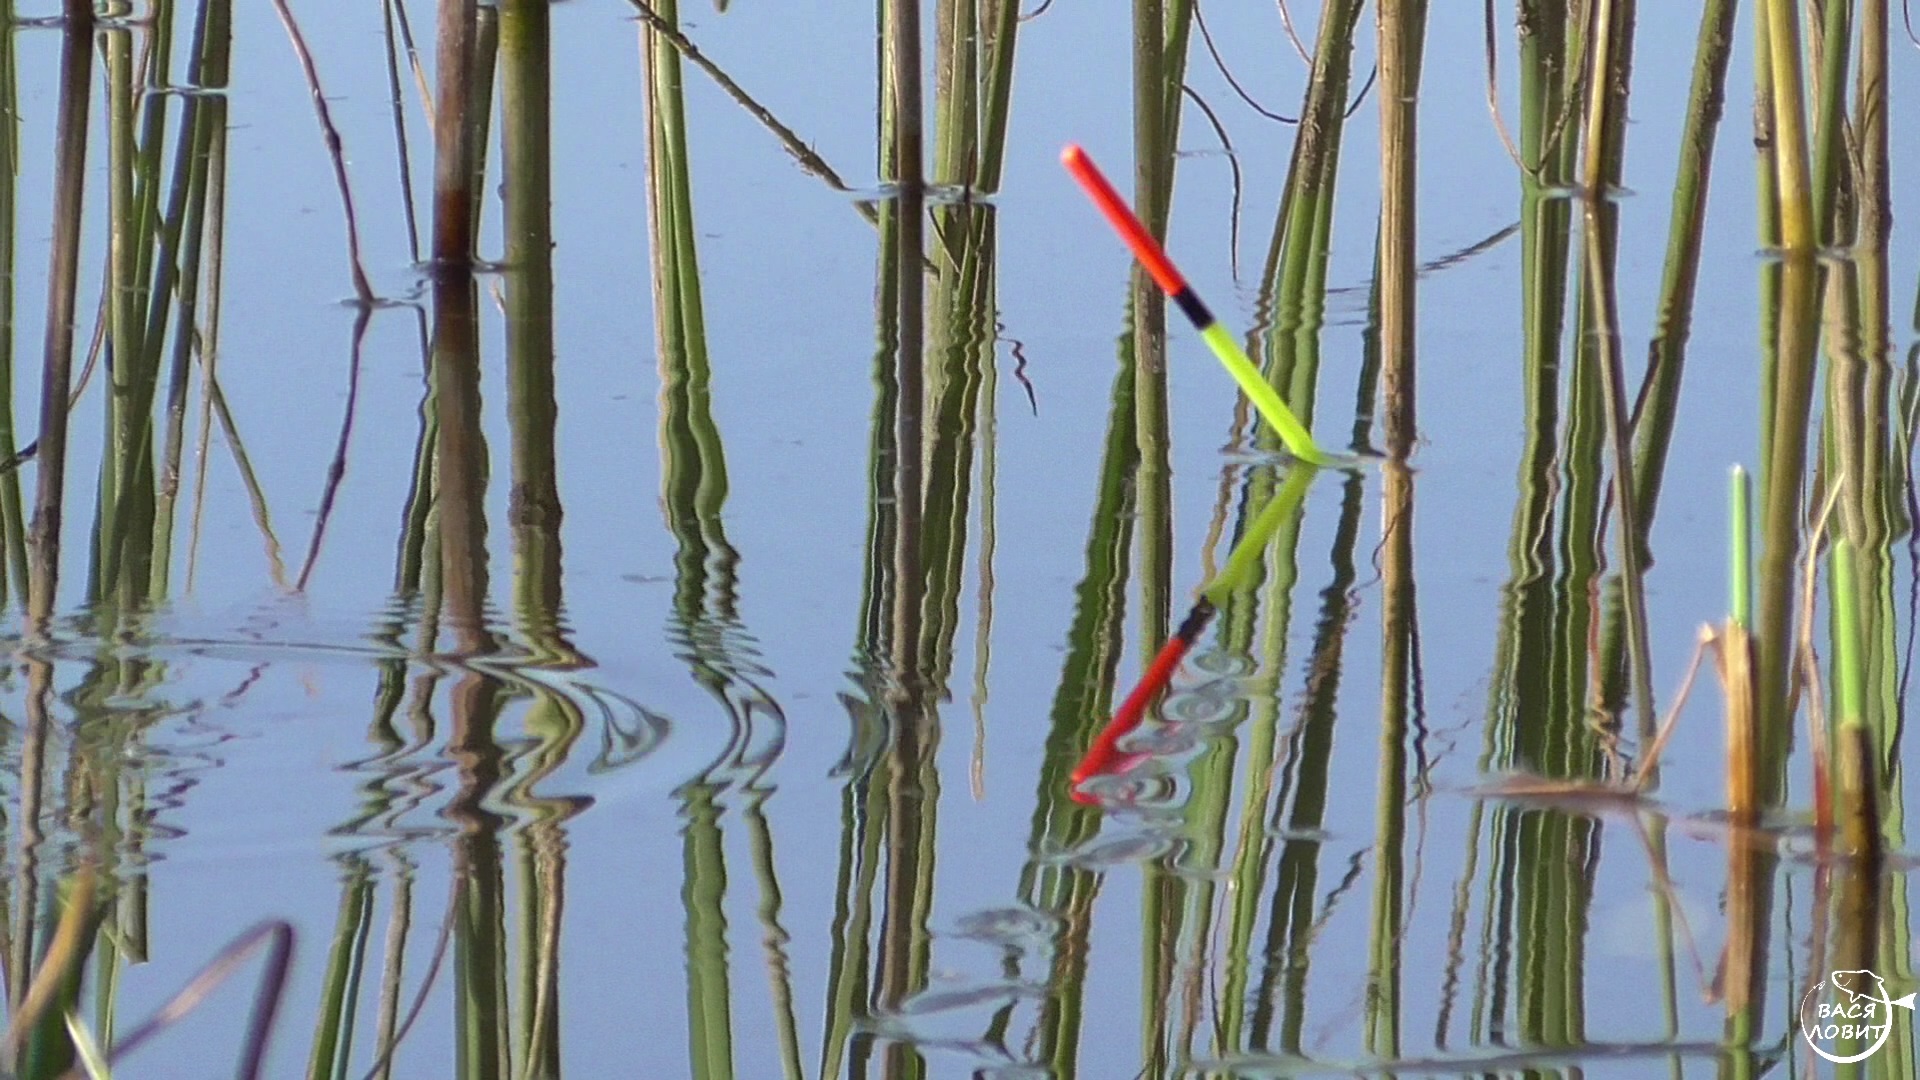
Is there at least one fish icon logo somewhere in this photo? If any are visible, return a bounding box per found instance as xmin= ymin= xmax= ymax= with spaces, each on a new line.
xmin=1798 ymin=969 xmax=1917 ymax=1064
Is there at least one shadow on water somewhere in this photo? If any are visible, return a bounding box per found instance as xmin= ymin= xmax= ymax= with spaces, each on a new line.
xmin=0 ymin=0 xmax=1916 ymax=1077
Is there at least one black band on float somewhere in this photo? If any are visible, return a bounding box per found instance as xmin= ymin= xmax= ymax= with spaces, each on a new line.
xmin=1172 ymin=288 xmax=1212 ymax=330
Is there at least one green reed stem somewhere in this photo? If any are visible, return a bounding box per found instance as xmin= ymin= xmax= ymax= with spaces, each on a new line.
xmin=1259 ymin=0 xmax=1361 ymax=439
xmin=394 ymin=335 xmax=439 ymax=597
xmin=502 ymin=0 xmax=570 ymax=658
xmin=1376 ymin=0 xmax=1426 ymax=462
xmin=1129 ymin=0 xmax=1185 ymax=656
xmin=1807 ymin=0 xmax=1851 ymax=245
xmin=681 ymin=783 xmax=737 ymax=1080
xmin=1831 ymin=535 xmax=1863 ymax=727
xmin=881 ymin=0 xmax=927 ymax=686
xmin=98 ymin=16 xmax=141 ymax=600
xmin=306 ymin=866 xmax=374 ymax=1079
xmin=1632 ymin=0 xmax=1734 ymax=541
xmin=1730 ymin=464 xmax=1751 ymax=628
xmin=1202 ymin=466 xmax=1316 ymax=605
xmin=1760 ymin=0 xmax=1814 ymax=251
xmin=152 ymin=0 xmax=233 ymax=602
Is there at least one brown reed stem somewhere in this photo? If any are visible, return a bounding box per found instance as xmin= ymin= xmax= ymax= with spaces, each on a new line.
xmin=28 ymin=16 xmax=93 ymax=628
xmin=433 ymin=0 xmax=478 ymax=267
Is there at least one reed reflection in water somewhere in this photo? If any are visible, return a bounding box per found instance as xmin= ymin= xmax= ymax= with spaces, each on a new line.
xmin=0 ymin=2 xmax=1913 ymax=1078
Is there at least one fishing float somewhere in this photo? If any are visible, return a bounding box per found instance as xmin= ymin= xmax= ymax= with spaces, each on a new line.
xmin=1060 ymin=144 xmax=1346 ymax=796
xmin=1059 ymin=143 xmax=1350 ymax=469
xmin=1071 ymin=463 xmax=1317 ymax=793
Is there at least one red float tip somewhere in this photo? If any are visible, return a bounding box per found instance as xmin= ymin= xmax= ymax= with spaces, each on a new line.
xmin=1059 ymin=143 xmax=1189 ymax=298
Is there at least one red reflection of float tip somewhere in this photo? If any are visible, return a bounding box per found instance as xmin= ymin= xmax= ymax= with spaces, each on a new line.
xmin=1069 ymin=632 xmax=1194 ymax=800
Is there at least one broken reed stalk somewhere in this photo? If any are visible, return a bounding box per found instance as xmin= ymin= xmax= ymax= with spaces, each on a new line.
xmin=1631 ymin=0 xmax=1737 ymax=540
xmin=1833 ymin=722 xmax=1883 ymax=865
xmin=1717 ymin=620 xmax=1757 ymax=820
xmin=1722 ymin=466 xmax=1757 ymax=819
xmin=1828 ymin=537 xmax=1881 ymax=861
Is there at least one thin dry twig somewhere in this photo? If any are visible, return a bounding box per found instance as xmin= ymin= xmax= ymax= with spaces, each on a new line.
xmin=1481 ymin=0 xmax=1594 ymax=179
xmin=388 ymin=0 xmax=437 ymax=132
xmin=1273 ymin=0 xmax=1312 ymax=62
xmin=295 ymin=309 xmax=372 ymax=590
xmin=383 ymin=0 xmax=428 ymax=260
xmin=628 ymin=2 xmax=864 ymax=197
xmin=1631 ymin=626 xmax=1715 ymax=791
xmin=1482 ymin=0 xmax=1527 ymax=169
xmin=270 ymin=0 xmax=377 ymax=303
xmin=1798 ymin=473 xmax=1847 ymax=834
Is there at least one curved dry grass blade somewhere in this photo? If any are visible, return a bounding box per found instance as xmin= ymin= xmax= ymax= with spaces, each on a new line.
xmin=0 ymin=300 xmax=112 ymax=478
xmin=1482 ymin=0 xmax=1526 ymax=170
xmin=72 ymin=285 xmax=106 ymax=414
xmin=1179 ymin=85 xmax=1245 ymax=278
xmin=269 ymin=0 xmax=377 ymax=303
xmin=1506 ymin=0 xmax=1595 ymax=180
xmin=1797 ymin=473 xmax=1846 ymax=833
xmin=187 ymin=118 xmax=231 ymax=593
xmin=56 ymin=920 xmax=293 ymax=1080
xmin=1343 ymin=63 xmax=1379 ymax=119
xmin=1273 ymin=0 xmax=1312 ymax=61
xmin=1192 ymin=2 xmax=1300 ymax=123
